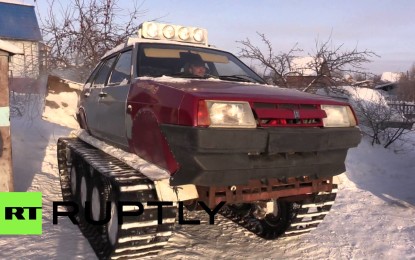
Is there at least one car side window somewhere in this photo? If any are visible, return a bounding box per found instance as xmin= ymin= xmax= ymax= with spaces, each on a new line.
xmin=108 ymin=50 xmax=132 ymax=85
xmin=84 ymin=64 xmax=102 ymax=89
xmin=93 ymin=56 xmax=117 ymax=87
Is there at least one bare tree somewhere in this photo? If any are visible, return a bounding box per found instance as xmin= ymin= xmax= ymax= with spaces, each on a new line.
xmin=352 ymin=73 xmax=367 ymax=82
xmin=397 ymin=63 xmax=415 ymax=102
xmin=353 ymin=93 xmax=397 ymax=145
xmin=302 ymin=37 xmax=378 ymax=92
xmin=406 ymin=63 xmax=415 ymax=81
xmin=238 ymin=33 xmax=378 ymax=92
xmin=237 ymin=33 xmax=302 ymax=87
xmin=397 ymin=80 xmax=415 ymax=102
xmin=38 ymin=0 xmax=148 ymax=81
xmin=347 ymin=86 xmax=413 ymax=148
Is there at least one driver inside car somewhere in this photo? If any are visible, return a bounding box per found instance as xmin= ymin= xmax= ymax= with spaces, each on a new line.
xmin=187 ymin=59 xmax=206 ymax=77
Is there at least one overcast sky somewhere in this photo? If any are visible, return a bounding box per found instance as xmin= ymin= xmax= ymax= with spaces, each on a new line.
xmin=30 ymin=0 xmax=415 ymax=74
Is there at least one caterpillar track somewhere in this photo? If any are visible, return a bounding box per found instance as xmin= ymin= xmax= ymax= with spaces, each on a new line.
xmin=219 ymin=186 xmax=337 ymax=239
xmin=57 ymin=138 xmax=177 ymax=259
xmin=57 ymin=136 xmax=338 ymax=258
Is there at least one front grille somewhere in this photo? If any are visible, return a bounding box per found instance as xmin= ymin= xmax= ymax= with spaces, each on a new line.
xmin=253 ymin=102 xmax=325 ymax=127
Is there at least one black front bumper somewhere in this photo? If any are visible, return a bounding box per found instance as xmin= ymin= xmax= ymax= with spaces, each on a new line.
xmin=161 ymin=125 xmax=361 ymax=186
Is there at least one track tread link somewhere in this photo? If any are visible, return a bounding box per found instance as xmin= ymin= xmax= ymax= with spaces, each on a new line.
xmin=219 ymin=185 xmax=337 ymax=239
xmin=57 ymin=137 xmax=177 ymax=260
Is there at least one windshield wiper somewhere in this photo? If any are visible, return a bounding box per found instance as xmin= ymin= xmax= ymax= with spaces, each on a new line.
xmin=218 ymin=75 xmax=257 ymax=83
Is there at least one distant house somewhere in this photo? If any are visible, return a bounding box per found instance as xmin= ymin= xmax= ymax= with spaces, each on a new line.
xmin=374 ymin=82 xmax=399 ymax=100
xmin=0 ymin=0 xmax=44 ymax=93
xmin=381 ymin=72 xmax=403 ymax=83
xmin=290 ymin=57 xmax=316 ymax=77
xmin=375 ymin=72 xmax=404 ymax=100
xmin=352 ymin=79 xmax=375 ymax=88
xmin=285 ymin=56 xmax=332 ymax=90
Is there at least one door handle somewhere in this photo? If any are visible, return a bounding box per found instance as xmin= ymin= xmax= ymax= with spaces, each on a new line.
xmin=84 ymin=92 xmax=90 ymax=97
xmin=99 ymin=91 xmax=107 ymax=97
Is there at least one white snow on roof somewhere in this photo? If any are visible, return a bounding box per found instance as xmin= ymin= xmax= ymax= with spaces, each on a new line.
xmin=342 ymin=85 xmax=388 ymax=106
xmin=138 ymin=75 xmax=191 ymax=84
xmin=291 ymin=56 xmax=317 ymax=76
xmin=343 ymin=74 xmax=353 ymax=80
xmin=137 ymin=75 xmax=267 ymax=86
xmin=0 ymin=39 xmax=23 ymax=54
xmin=381 ymin=71 xmax=402 ymax=83
xmin=0 ymin=0 xmax=32 ymax=6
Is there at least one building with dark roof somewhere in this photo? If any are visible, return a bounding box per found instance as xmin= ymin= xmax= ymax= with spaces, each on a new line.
xmin=0 ymin=0 xmax=44 ymax=93
xmin=0 ymin=1 xmax=42 ymax=42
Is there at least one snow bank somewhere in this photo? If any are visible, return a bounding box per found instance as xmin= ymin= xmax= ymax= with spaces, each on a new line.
xmin=325 ymin=86 xmax=405 ymax=124
xmin=342 ymin=85 xmax=388 ymax=106
xmin=43 ymin=91 xmax=80 ymax=129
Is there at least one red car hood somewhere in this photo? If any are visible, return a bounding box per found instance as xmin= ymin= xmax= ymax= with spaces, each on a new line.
xmin=153 ymin=78 xmax=347 ymax=105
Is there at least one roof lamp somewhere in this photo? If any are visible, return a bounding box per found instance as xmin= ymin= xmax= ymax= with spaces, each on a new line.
xmin=146 ymin=22 xmax=159 ymax=38
xmin=162 ymin=25 xmax=175 ymax=39
xmin=193 ymin=28 xmax=204 ymax=42
xmin=139 ymin=22 xmax=208 ymax=45
xmin=178 ymin=27 xmax=190 ymax=41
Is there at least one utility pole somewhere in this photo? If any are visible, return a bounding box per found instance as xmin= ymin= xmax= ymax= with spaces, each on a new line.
xmin=0 ymin=41 xmax=23 ymax=192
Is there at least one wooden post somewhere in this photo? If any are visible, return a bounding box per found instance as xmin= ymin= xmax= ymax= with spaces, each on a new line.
xmin=0 ymin=50 xmax=14 ymax=191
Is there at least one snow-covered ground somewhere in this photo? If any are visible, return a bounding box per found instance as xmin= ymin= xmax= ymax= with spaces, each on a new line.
xmin=1 ymin=91 xmax=415 ymax=259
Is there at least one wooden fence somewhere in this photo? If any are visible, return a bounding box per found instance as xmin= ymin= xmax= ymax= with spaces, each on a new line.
xmin=388 ymin=102 xmax=415 ymax=119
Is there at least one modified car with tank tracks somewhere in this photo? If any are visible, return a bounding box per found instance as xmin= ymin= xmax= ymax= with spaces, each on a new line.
xmin=57 ymin=21 xmax=362 ymax=259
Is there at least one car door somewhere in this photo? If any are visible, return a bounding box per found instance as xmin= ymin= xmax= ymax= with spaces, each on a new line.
xmin=96 ymin=49 xmax=133 ymax=149
xmin=84 ymin=56 xmax=117 ymax=139
xmin=81 ymin=63 xmax=104 ymax=136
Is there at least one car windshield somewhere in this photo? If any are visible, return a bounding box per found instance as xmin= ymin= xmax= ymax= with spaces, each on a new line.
xmin=137 ymin=43 xmax=265 ymax=84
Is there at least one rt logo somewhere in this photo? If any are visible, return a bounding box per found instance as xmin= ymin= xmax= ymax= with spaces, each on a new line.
xmin=0 ymin=192 xmax=42 ymax=235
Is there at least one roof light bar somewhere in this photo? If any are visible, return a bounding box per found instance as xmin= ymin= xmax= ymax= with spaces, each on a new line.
xmin=139 ymin=22 xmax=208 ymax=45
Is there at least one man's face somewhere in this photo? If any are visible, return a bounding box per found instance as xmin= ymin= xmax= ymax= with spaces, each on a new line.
xmin=190 ymin=64 xmax=206 ymax=77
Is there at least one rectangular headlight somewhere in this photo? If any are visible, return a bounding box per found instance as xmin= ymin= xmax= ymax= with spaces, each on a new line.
xmin=321 ymin=105 xmax=357 ymax=127
xmin=203 ymin=100 xmax=256 ymax=128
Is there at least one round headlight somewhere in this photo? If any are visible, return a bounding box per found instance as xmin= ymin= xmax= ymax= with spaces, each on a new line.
xmin=162 ymin=25 xmax=175 ymax=39
xmin=146 ymin=23 xmax=158 ymax=38
xmin=178 ymin=27 xmax=190 ymax=41
xmin=193 ymin=28 xmax=204 ymax=42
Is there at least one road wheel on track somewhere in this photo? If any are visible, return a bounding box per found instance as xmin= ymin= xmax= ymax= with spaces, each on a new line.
xmin=69 ymin=153 xmax=93 ymax=216
xmin=107 ymin=200 xmax=119 ymax=247
xmin=101 ymin=186 xmax=120 ymax=255
xmin=257 ymin=200 xmax=292 ymax=239
xmin=89 ymin=173 xmax=111 ymax=230
xmin=78 ymin=163 xmax=93 ymax=213
xmin=69 ymin=163 xmax=78 ymax=198
xmin=105 ymin=200 xmax=120 ymax=258
xmin=224 ymin=200 xmax=295 ymax=240
xmin=69 ymin=153 xmax=84 ymax=202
